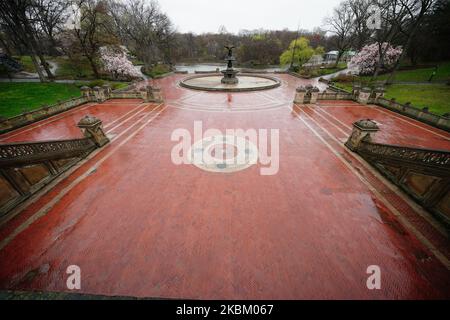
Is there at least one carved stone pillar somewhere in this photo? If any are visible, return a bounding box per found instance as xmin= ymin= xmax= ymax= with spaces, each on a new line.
xmin=294 ymin=86 xmax=307 ymax=104
xmin=140 ymin=87 xmax=148 ymax=101
xmin=80 ymin=86 xmax=92 ymax=101
xmin=147 ymin=86 xmax=163 ymax=103
xmin=352 ymin=83 xmax=361 ymax=98
xmin=373 ymin=86 xmax=385 ymax=101
xmin=357 ymin=87 xmax=371 ymax=104
xmin=77 ymin=115 xmax=110 ymax=147
xmin=310 ymin=86 xmax=320 ymax=104
xmin=102 ymin=85 xmax=112 ymax=99
xmin=92 ymin=86 xmax=105 ymax=102
xmin=345 ymin=119 xmax=380 ymax=151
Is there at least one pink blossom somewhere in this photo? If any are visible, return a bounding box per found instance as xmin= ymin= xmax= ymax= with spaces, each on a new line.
xmin=99 ymin=47 xmax=142 ymax=80
xmin=349 ymin=43 xmax=403 ymax=75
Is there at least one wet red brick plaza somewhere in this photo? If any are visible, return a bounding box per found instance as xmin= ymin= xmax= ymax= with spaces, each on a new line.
xmin=0 ymin=74 xmax=449 ymax=299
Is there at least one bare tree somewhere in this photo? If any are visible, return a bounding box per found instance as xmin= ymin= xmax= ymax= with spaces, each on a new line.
xmin=348 ymin=0 xmax=373 ymax=50
xmin=109 ymin=0 xmax=175 ymax=68
xmin=31 ymin=0 xmax=71 ymax=55
xmin=70 ymin=0 xmax=118 ymax=78
xmin=369 ymin=0 xmax=410 ymax=80
xmin=325 ymin=1 xmax=355 ymax=67
xmin=385 ymin=0 xmax=436 ymax=84
xmin=0 ymin=0 xmax=54 ymax=81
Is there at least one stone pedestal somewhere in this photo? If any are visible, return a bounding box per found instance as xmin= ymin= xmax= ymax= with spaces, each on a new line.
xmin=147 ymin=86 xmax=163 ymax=103
xmin=357 ymin=87 xmax=371 ymax=104
xmin=81 ymin=86 xmax=92 ymax=100
xmin=77 ymin=115 xmax=110 ymax=147
xmin=102 ymin=85 xmax=112 ymax=100
xmin=345 ymin=119 xmax=380 ymax=151
xmin=92 ymin=86 xmax=106 ymax=102
xmin=352 ymin=84 xmax=361 ymax=98
xmin=294 ymin=86 xmax=307 ymax=104
xmin=373 ymin=86 xmax=385 ymax=100
xmin=140 ymin=87 xmax=148 ymax=101
xmin=221 ymin=69 xmax=239 ymax=84
xmin=310 ymin=87 xmax=320 ymax=104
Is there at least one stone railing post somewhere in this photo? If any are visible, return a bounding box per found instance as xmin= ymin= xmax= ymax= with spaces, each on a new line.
xmin=310 ymin=86 xmax=320 ymax=104
xmin=77 ymin=115 xmax=110 ymax=147
xmin=147 ymin=86 xmax=163 ymax=103
xmin=357 ymin=87 xmax=371 ymax=104
xmin=294 ymin=86 xmax=307 ymax=104
xmin=345 ymin=119 xmax=380 ymax=151
xmin=102 ymin=85 xmax=112 ymax=100
xmin=92 ymin=86 xmax=103 ymax=102
xmin=140 ymin=87 xmax=148 ymax=101
xmin=352 ymin=83 xmax=361 ymax=98
xmin=373 ymin=86 xmax=385 ymax=101
xmin=80 ymin=86 xmax=93 ymax=101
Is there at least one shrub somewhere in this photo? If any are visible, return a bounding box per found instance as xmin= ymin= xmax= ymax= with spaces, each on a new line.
xmin=143 ymin=64 xmax=172 ymax=78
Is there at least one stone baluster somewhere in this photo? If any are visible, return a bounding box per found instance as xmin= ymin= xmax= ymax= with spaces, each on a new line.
xmin=77 ymin=115 xmax=110 ymax=147
xmin=352 ymin=83 xmax=361 ymax=98
xmin=357 ymin=87 xmax=371 ymax=104
xmin=140 ymin=87 xmax=148 ymax=101
xmin=147 ymin=86 xmax=163 ymax=103
xmin=294 ymin=86 xmax=307 ymax=104
xmin=92 ymin=86 xmax=102 ymax=102
xmin=310 ymin=86 xmax=320 ymax=104
xmin=373 ymin=86 xmax=385 ymax=101
xmin=345 ymin=119 xmax=380 ymax=151
xmin=80 ymin=86 xmax=93 ymax=101
xmin=102 ymin=85 xmax=112 ymax=100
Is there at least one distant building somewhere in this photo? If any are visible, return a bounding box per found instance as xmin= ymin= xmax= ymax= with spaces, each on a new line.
xmin=303 ymin=54 xmax=324 ymax=67
xmin=324 ymin=51 xmax=339 ymax=62
xmin=323 ymin=50 xmax=357 ymax=64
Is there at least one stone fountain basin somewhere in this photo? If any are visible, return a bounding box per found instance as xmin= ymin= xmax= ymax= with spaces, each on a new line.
xmin=179 ymin=73 xmax=281 ymax=92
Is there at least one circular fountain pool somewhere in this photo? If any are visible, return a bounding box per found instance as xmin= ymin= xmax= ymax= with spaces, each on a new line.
xmin=180 ymin=74 xmax=281 ymax=92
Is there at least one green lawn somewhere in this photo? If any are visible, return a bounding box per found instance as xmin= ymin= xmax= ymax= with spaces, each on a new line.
xmin=334 ymin=82 xmax=450 ymax=115
xmin=0 ymin=83 xmax=81 ymax=118
xmin=362 ymin=61 xmax=450 ymax=83
xmin=384 ymin=84 xmax=450 ymax=115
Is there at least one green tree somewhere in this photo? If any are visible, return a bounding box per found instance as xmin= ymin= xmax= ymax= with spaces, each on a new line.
xmin=279 ymin=37 xmax=315 ymax=67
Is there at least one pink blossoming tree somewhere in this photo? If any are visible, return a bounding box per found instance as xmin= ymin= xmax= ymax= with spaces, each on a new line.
xmin=349 ymin=43 xmax=403 ymax=76
xmin=99 ymin=46 xmax=142 ymax=81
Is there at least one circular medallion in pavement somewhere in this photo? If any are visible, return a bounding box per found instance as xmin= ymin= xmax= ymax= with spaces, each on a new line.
xmin=188 ymin=135 xmax=258 ymax=173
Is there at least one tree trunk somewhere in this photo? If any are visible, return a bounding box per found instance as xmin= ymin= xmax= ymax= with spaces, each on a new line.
xmin=86 ymin=55 xmax=100 ymax=78
xmin=335 ymin=51 xmax=344 ymax=68
xmin=386 ymin=18 xmax=424 ymax=85
xmin=38 ymin=54 xmax=54 ymax=80
xmin=0 ymin=36 xmax=12 ymax=56
xmin=29 ymin=54 xmax=46 ymax=82
xmin=21 ymin=17 xmax=54 ymax=80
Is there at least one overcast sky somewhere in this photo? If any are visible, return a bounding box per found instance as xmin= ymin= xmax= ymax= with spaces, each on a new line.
xmin=157 ymin=0 xmax=343 ymax=34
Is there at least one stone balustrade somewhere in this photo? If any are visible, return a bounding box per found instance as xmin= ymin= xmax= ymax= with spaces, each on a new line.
xmin=294 ymin=85 xmax=352 ymax=104
xmin=345 ymin=119 xmax=450 ymax=226
xmin=0 ymin=83 xmax=165 ymax=135
xmin=0 ymin=115 xmax=109 ymax=218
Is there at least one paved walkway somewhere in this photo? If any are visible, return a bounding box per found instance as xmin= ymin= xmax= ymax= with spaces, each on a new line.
xmin=0 ymin=74 xmax=449 ymax=299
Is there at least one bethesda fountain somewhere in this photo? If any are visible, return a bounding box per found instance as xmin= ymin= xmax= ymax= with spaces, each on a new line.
xmin=221 ymin=45 xmax=239 ymax=85
xmin=180 ymin=45 xmax=281 ymax=92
